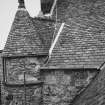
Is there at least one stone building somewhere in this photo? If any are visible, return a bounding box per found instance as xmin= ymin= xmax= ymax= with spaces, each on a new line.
xmin=2 ymin=0 xmax=105 ymax=105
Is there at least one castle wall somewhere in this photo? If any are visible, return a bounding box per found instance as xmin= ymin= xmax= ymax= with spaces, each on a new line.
xmin=41 ymin=69 xmax=97 ymax=105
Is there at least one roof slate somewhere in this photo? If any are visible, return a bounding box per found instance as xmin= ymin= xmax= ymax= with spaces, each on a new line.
xmin=45 ymin=18 xmax=105 ymax=69
xmin=3 ymin=9 xmax=47 ymax=57
xmin=54 ymin=0 xmax=105 ymax=22
xmin=32 ymin=17 xmax=55 ymax=53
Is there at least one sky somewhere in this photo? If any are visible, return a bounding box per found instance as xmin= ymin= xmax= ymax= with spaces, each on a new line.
xmin=0 ymin=0 xmax=41 ymax=50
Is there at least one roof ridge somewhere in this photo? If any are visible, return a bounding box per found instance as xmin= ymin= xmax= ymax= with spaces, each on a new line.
xmin=33 ymin=17 xmax=55 ymax=22
xmin=49 ymin=23 xmax=65 ymax=56
xmin=17 ymin=8 xmax=27 ymax=11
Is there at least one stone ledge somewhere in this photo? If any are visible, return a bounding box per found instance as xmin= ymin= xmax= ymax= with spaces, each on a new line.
xmin=4 ymin=81 xmax=43 ymax=87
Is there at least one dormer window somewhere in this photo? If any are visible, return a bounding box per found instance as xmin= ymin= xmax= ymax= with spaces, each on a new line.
xmin=41 ymin=0 xmax=57 ymax=17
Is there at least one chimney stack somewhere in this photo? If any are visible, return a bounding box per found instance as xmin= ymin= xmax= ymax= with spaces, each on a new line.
xmin=18 ymin=0 xmax=25 ymax=8
xmin=41 ymin=0 xmax=54 ymax=14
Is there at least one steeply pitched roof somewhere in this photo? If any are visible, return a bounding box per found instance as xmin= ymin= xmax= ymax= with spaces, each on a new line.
xmin=0 ymin=51 xmax=2 ymax=80
xmin=43 ymin=0 xmax=105 ymax=69
xmin=3 ymin=8 xmax=47 ymax=57
xmin=54 ymin=0 xmax=105 ymax=22
xmin=45 ymin=17 xmax=105 ymax=69
xmin=32 ymin=17 xmax=55 ymax=53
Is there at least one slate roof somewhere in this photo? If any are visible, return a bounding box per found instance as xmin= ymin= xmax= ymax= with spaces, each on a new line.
xmin=53 ymin=0 xmax=105 ymax=22
xmin=3 ymin=8 xmax=50 ymax=57
xmin=43 ymin=0 xmax=105 ymax=69
xmin=31 ymin=17 xmax=55 ymax=52
xmin=45 ymin=18 xmax=105 ymax=69
xmin=3 ymin=0 xmax=105 ymax=70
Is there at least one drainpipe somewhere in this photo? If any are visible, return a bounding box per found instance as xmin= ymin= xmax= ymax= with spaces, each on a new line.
xmin=0 ymin=80 xmax=1 ymax=105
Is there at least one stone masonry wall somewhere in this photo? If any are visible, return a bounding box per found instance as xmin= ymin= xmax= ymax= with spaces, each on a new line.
xmin=3 ymin=56 xmax=46 ymax=105
xmin=4 ymin=85 xmax=42 ymax=105
xmin=5 ymin=57 xmax=44 ymax=84
xmin=42 ymin=70 xmax=97 ymax=105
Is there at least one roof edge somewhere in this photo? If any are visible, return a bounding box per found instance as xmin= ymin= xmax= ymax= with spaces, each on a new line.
xmin=2 ymin=53 xmax=48 ymax=58
xmin=40 ymin=66 xmax=99 ymax=70
xmin=33 ymin=17 xmax=55 ymax=22
xmin=17 ymin=8 xmax=27 ymax=11
xmin=49 ymin=23 xmax=65 ymax=56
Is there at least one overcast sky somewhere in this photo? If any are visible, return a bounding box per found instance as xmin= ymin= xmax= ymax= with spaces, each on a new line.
xmin=0 ymin=0 xmax=41 ymax=50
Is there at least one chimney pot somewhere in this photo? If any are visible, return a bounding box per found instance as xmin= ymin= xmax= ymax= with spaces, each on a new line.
xmin=18 ymin=0 xmax=25 ymax=8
